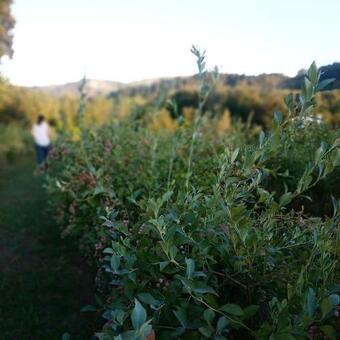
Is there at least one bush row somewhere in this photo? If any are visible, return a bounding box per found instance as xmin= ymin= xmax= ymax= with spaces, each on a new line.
xmin=47 ymin=62 xmax=340 ymax=339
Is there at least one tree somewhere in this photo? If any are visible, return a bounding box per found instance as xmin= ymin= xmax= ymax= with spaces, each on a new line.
xmin=296 ymin=68 xmax=307 ymax=76
xmin=0 ymin=0 xmax=15 ymax=60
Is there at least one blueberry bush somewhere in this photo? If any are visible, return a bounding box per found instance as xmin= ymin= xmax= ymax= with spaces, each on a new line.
xmin=46 ymin=51 xmax=340 ymax=339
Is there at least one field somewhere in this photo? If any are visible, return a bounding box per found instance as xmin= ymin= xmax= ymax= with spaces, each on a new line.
xmin=0 ymin=58 xmax=339 ymax=339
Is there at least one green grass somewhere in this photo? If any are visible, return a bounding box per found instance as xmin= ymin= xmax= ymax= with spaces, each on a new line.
xmin=0 ymin=158 xmax=97 ymax=339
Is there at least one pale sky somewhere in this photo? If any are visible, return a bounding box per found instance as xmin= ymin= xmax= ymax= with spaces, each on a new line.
xmin=1 ymin=0 xmax=340 ymax=86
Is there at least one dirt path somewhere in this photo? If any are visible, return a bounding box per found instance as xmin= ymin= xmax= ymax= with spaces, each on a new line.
xmin=0 ymin=159 xmax=97 ymax=339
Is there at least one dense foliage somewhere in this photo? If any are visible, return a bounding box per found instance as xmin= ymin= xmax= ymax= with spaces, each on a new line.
xmin=0 ymin=123 xmax=33 ymax=164
xmin=1 ymin=64 xmax=340 ymax=132
xmin=0 ymin=0 xmax=15 ymax=60
xmin=46 ymin=56 xmax=340 ymax=339
xmin=283 ymin=63 xmax=340 ymax=91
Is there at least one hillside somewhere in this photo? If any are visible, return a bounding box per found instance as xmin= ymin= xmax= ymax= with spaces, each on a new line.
xmin=28 ymin=62 xmax=340 ymax=98
xmin=31 ymin=79 xmax=125 ymax=97
xmin=29 ymin=74 xmax=290 ymax=98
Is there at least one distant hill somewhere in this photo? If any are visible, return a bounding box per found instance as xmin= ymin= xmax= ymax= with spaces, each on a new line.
xmin=106 ymin=73 xmax=293 ymax=98
xmin=29 ymin=62 xmax=340 ymax=98
xmin=31 ymin=79 xmax=125 ymax=97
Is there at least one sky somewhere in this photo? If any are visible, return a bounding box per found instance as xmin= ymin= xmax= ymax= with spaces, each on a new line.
xmin=1 ymin=0 xmax=340 ymax=86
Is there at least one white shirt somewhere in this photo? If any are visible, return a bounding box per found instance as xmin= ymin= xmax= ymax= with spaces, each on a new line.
xmin=32 ymin=122 xmax=51 ymax=146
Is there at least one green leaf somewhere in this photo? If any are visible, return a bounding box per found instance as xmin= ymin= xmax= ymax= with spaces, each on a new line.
xmin=161 ymin=190 xmax=173 ymax=204
xmin=332 ymin=137 xmax=340 ymax=149
xmin=231 ymin=148 xmax=239 ymax=163
xmin=221 ymin=304 xmax=244 ymax=316
xmin=259 ymin=130 xmax=265 ymax=147
xmin=80 ymin=305 xmax=97 ymax=312
xmin=242 ymin=305 xmax=259 ymax=320
xmin=329 ymin=294 xmax=340 ymax=307
xmin=273 ymin=111 xmax=282 ymax=125
xmin=138 ymin=322 xmax=153 ymax=339
xmin=321 ymin=296 xmax=333 ymax=318
xmin=304 ymin=287 xmax=316 ymax=317
xmin=279 ymin=192 xmax=293 ymax=206
xmin=315 ymin=146 xmax=324 ymax=162
xmin=115 ymin=309 xmax=126 ymax=325
xmin=316 ymin=78 xmax=335 ymax=91
xmin=159 ymin=261 xmax=170 ymax=271
xmin=137 ymin=293 xmax=161 ymax=306
xmin=206 ymin=294 xmax=219 ymax=309
xmin=94 ymin=185 xmax=105 ymax=196
xmin=173 ymin=308 xmax=187 ymax=328
xmin=284 ymin=93 xmax=294 ymax=113
xmin=307 ymin=61 xmax=318 ymax=84
xmin=320 ymin=325 xmax=336 ymax=339
xmin=128 ymin=271 xmax=136 ymax=283
xmin=62 ymin=333 xmax=71 ymax=340
xmin=328 ymin=284 xmax=340 ymax=294
xmin=229 ymin=205 xmax=247 ymax=222
xmin=216 ymin=316 xmax=229 ymax=334
xmin=203 ymin=308 xmax=215 ymax=326
xmin=198 ymin=327 xmax=212 ymax=337
xmin=111 ymin=255 xmax=121 ymax=272
xmin=256 ymin=321 xmax=272 ymax=339
xmin=193 ymin=282 xmax=217 ymax=295
xmin=185 ymin=258 xmax=195 ymax=279
xmin=103 ymin=248 xmax=114 ymax=254
xmin=303 ymin=77 xmax=313 ymax=101
xmin=131 ymin=299 xmax=147 ymax=330
xmin=169 ymin=245 xmax=177 ymax=260
xmin=176 ymin=275 xmax=193 ymax=292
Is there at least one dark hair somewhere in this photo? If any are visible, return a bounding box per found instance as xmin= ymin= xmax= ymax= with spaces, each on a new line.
xmin=37 ymin=115 xmax=45 ymax=124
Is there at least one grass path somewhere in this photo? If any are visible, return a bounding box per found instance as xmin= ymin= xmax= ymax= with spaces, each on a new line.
xmin=0 ymin=159 xmax=97 ymax=339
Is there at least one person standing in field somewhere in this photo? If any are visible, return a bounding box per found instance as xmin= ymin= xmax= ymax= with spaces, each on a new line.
xmin=32 ymin=115 xmax=52 ymax=168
